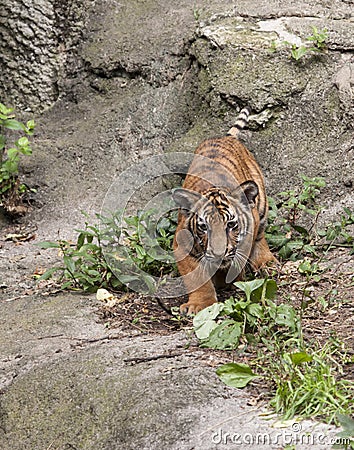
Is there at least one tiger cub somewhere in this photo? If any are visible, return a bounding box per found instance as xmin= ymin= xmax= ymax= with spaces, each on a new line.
xmin=172 ymin=107 xmax=275 ymax=315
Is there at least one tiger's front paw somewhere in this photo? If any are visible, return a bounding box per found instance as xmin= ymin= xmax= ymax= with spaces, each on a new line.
xmin=255 ymin=258 xmax=280 ymax=277
xmin=180 ymin=298 xmax=216 ymax=316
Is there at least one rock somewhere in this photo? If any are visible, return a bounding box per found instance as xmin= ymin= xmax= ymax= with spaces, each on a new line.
xmin=0 ymin=294 xmax=339 ymax=450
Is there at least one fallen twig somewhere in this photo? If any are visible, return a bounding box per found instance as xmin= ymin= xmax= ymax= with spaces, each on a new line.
xmin=123 ymin=352 xmax=184 ymax=364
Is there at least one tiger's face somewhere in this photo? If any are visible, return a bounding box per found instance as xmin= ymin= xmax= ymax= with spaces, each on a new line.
xmin=173 ymin=181 xmax=258 ymax=273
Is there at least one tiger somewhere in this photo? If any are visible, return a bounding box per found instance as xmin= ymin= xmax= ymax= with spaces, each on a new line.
xmin=172 ymin=107 xmax=275 ymax=315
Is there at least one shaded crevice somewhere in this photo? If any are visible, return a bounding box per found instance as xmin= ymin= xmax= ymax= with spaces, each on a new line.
xmin=85 ymin=63 xmax=145 ymax=81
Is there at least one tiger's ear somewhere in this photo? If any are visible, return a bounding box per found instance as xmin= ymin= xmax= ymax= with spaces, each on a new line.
xmin=172 ymin=188 xmax=202 ymax=215
xmin=240 ymin=181 xmax=259 ymax=208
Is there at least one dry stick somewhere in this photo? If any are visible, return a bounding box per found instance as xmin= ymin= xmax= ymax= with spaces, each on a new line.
xmin=123 ymin=352 xmax=185 ymax=364
xmin=45 ymin=440 xmax=56 ymax=450
xmin=36 ymin=334 xmax=119 ymax=343
xmin=155 ymin=296 xmax=173 ymax=315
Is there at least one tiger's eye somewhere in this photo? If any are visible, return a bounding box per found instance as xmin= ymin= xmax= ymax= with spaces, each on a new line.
xmin=198 ymin=221 xmax=208 ymax=232
xmin=227 ymin=219 xmax=238 ymax=230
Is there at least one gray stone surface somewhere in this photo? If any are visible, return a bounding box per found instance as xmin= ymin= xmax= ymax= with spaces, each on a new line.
xmin=0 ymin=294 xmax=339 ymax=450
xmin=0 ymin=0 xmax=91 ymax=112
xmin=0 ymin=0 xmax=353 ymax=448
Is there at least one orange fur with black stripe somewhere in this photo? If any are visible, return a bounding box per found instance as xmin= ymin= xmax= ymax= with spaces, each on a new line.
xmin=173 ymin=108 xmax=275 ymax=315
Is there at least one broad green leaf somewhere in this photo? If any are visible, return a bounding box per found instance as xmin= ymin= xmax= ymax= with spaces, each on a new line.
xmin=135 ymin=245 xmax=146 ymax=259
xmin=26 ymin=119 xmax=35 ymax=131
xmin=266 ymin=233 xmax=290 ymax=249
xmin=17 ymin=136 xmax=29 ymax=147
xmin=202 ymin=320 xmax=241 ymax=350
xmin=0 ymin=103 xmax=13 ymax=115
xmin=63 ymin=255 xmax=76 ymax=274
xmin=6 ymin=147 xmax=19 ymax=159
xmin=336 ymin=413 xmax=354 ymax=433
xmin=289 ymin=351 xmax=313 ymax=365
xmin=38 ymin=267 xmax=61 ymax=280
xmin=74 ymin=243 xmax=100 ymax=253
xmin=19 ymin=146 xmax=32 ymax=156
xmin=77 ymin=233 xmax=85 ymax=249
xmin=251 ymin=279 xmax=277 ymax=302
xmin=278 ymin=240 xmax=304 ymax=259
xmin=2 ymin=158 xmax=18 ymax=173
xmin=216 ymin=362 xmax=258 ymax=388
xmin=303 ymin=244 xmax=316 ymax=255
xmin=291 ymin=224 xmax=309 ymax=236
xmin=246 ymin=303 xmax=264 ymax=319
xmin=86 ymin=269 xmax=101 ymax=277
xmin=75 ymin=272 xmax=96 ymax=285
xmin=275 ymin=304 xmax=297 ymax=330
xmin=193 ymin=303 xmax=224 ymax=340
xmin=118 ymin=274 xmax=140 ymax=284
xmin=235 ymin=300 xmax=249 ymax=310
xmin=264 ymin=279 xmax=278 ymax=299
xmin=234 ymin=279 xmax=265 ymax=302
xmin=0 ymin=135 xmax=5 ymax=150
xmin=2 ymin=119 xmax=25 ymax=131
xmin=222 ymin=296 xmax=236 ymax=315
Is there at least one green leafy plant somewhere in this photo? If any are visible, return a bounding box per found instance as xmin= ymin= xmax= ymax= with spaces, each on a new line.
xmin=38 ymin=215 xmax=120 ymax=292
xmin=0 ymin=103 xmax=35 ymax=214
xmin=266 ymin=175 xmax=354 ymax=260
xmin=119 ymin=209 xmax=177 ymax=277
xmin=306 ymin=26 xmax=328 ymax=51
xmin=193 ymin=278 xmax=354 ymax=425
xmin=38 ymin=210 xmax=177 ymax=293
xmin=317 ymin=207 xmax=354 ymax=252
xmin=193 ymin=278 xmax=299 ymax=351
xmin=266 ymin=175 xmax=320 ymax=259
xmin=283 ymin=26 xmax=328 ymax=61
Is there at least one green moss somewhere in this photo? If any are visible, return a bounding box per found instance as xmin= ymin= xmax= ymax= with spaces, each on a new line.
xmin=0 ymin=354 xmax=146 ymax=449
xmin=197 ymin=68 xmax=212 ymax=97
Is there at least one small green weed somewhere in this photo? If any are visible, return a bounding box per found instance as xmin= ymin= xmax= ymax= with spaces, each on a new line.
xmin=282 ymin=26 xmax=328 ymax=61
xmin=266 ymin=175 xmax=354 ymax=260
xmin=193 ymin=7 xmax=200 ymax=21
xmin=289 ymin=44 xmax=308 ymax=61
xmin=38 ymin=214 xmax=120 ymax=292
xmin=306 ymin=26 xmax=328 ymax=51
xmin=0 ymin=102 xmax=35 ymax=214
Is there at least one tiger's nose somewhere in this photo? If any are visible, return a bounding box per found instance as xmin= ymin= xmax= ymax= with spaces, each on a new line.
xmin=205 ymin=248 xmax=227 ymax=259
